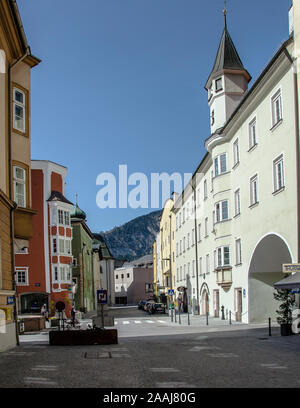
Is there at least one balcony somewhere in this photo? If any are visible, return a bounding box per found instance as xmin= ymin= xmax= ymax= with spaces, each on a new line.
xmin=14 ymin=207 xmax=37 ymax=240
xmin=216 ymin=267 xmax=232 ymax=291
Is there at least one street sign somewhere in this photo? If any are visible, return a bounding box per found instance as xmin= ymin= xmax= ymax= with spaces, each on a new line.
xmin=282 ymin=264 xmax=300 ymax=273
xmin=7 ymin=296 xmax=14 ymax=305
xmin=97 ymin=289 xmax=108 ymax=304
xmin=168 ymin=289 xmax=174 ymax=296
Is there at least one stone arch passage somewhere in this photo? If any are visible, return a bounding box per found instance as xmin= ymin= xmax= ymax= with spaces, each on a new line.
xmin=248 ymin=234 xmax=292 ymax=323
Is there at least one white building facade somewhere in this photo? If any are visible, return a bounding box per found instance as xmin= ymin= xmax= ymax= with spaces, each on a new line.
xmin=174 ymin=5 xmax=300 ymax=324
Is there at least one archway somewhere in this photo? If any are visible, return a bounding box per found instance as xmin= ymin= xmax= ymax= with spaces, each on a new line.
xmin=200 ymin=289 xmax=209 ymax=316
xmin=248 ymin=233 xmax=293 ymax=323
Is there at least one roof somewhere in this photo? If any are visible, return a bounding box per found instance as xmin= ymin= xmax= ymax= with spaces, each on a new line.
xmin=93 ymin=233 xmax=114 ymax=259
xmin=71 ymin=203 xmax=86 ymax=221
xmin=47 ymin=191 xmax=73 ymax=205
xmin=205 ymin=19 xmax=251 ymax=89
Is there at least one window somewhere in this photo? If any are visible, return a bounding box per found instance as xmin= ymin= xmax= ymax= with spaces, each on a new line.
xmin=13 ymin=166 xmax=26 ymax=207
xmin=250 ymin=175 xmax=258 ymax=206
xmin=184 ymin=264 xmax=186 ymax=279
xmin=65 ymin=240 xmax=71 ymax=255
xmin=183 ymin=208 xmax=185 ymax=223
xmin=73 ymin=258 xmax=77 ymax=267
xmin=180 ymin=240 xmax=182 ymax=255
xmin=183 ymin=236 xmax=186 ymax=252
xmin=215 ymin=77 xmax=223 ymax=92
xmin=249 ymin=118 xmax=257 ymax=149
xmin=188 ymin=262 xmax=190 ymax=277
xmin=53 ymin=266 xmax=58 ymax=281
xmin=211 ymin=109 xmax=215 ymax=126
xmin=199 ymin=257 xmax=202 ymax=275
xmin=58 ymin=210 xmax=64 ymax=225
xmin=13 ymin=87 xmax=26 ymax=133
xmin=176 ymin=216 xmax=178 ymax=230
xmin=198 ymin=224 xmax=201 ymax=242
xmin=206 ymin=254 xmax=210 ymax=274
xmin=59 ymin=239 xmax=65 ymax=254
xmin=205 ymin=217 xmax=208 ymax=237
xmin=64 ymin=211 xmax=70 ymax=226
xmin=16 ymin=267 xmax=28 ymax=285
xmin=53 ymin=238 xmax=57 ymax=254
xmin=233 ymin=139 xmax=239 ymax=166
xmin=215 ymin=200 xmax=229 ymax=223
xmin=273 ymin=155 xmax=284 ymax=192
xmin=146 ymin=283 xmax=153 ymax=293
xmin=271 ymin=89 xmax=282 ymax=127
xmin=204 ymin=180 xmax=207 ymax=199
xmin=60 ymin=266 xmax=66 ymax=281
xmin=176 ymin=242 xmax=179 ymax=257
xmin=179 ymin=212 xmax=182 ymax=227
xmin=192 ymin=260 xmax=195 ymax=277
xmin=191 ymin=228 xmax=195 ymax=246
xmin=216 ymin=246 xmax=230 ymax=267
xmin=121 ymin=274 xmax=124 ymax=279
xmin=235 ymin=239 xmax=242 ymax=265
xmin=180 ymin=266 xmax=182 ymax=281
xmin=116 ymin=275 xmax=119 ymax=280
xmin=187 ymin=233 xmax=190 ymax=249
xmin=66 ymin=267 xmax=71 ymax=281
xmin=234 ymin=189 xmax=241 ymax=216
xmin=214 ymin=154 xmax=227 ymax=177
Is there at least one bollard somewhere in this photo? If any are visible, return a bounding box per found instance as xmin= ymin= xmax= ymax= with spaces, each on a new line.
xmin=206 ymin=311 xmax=209 ymax=326
xmin=268 ymin=317 xmax=272 ymax=336
xmin=229 ymin=311 xmax=232 ymax=325
xmin=179 ymin=310 xmax=181 ymax=325
xmin=221 ymin=305 xmax=225 ymax=320
xmin=188 ymin=310 xmax=190 ymax=326
xmin=171 ymin=307 xmax=173 ymax=323
xmin=174 ymin=308 xmax=177 ymax=323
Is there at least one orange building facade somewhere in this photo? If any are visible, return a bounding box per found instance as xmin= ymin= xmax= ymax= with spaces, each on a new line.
xmin=15 ymin=160 xmax=74 ymax=318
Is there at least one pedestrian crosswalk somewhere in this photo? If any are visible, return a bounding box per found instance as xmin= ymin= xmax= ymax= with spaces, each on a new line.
xmin=114 ymin=319 xmax=169 ymax=326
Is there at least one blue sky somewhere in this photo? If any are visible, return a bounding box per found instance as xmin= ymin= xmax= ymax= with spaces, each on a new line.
xmin=18 ymin=0 xmax=290 ymax=232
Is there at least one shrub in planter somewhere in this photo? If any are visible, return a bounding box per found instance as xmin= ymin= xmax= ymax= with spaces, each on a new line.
xmin=274 ymin=289 xmax=296 ymax=336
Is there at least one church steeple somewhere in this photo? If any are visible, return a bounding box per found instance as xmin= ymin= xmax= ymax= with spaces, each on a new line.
xmin=205 ymin=10 xmax=251 ymax=134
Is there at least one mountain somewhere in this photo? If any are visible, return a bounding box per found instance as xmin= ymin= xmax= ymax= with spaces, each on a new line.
xmin=101 ymin=210 xmax=161 ymax=261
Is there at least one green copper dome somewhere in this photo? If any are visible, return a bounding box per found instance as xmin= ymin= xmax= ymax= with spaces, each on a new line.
xmin=71 ymin=203 xmax=86 ymax=220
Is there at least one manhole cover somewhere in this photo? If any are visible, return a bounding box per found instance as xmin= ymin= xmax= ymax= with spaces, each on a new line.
xmin=258 ymin=338 xmax=269 ymax=340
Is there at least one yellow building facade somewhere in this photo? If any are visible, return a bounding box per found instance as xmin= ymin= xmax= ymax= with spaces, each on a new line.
xmin=0 ymin=0 xmax=40 ymax=352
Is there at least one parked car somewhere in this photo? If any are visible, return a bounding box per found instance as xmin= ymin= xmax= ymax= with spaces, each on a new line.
xmin=146 ymin=302 xmax=166 ymax=315
xmin=144 ymin=300 xmax=155 ymax=312
xmin=137 ymin=300 xmax=148 ymax=310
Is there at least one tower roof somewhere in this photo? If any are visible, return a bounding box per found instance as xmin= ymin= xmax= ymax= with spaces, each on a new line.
xmin=70 ymin=203 xmax=86 ymax=220
xmin=205 ymin=18 xmax=251 ymax=89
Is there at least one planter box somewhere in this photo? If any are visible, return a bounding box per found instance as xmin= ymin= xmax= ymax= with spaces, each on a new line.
xmin=280 ymin=323 xmax=293 ymax=336
xmin=49 ymin=329 xmax=118 ymax=346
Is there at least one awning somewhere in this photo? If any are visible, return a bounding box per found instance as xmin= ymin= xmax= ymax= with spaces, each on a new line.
xmin=274 ymin=273 xmax=300 ymax=289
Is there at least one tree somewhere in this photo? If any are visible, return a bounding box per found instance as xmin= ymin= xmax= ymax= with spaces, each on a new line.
xmin=274 ymin=289 xmax=296 ymax=325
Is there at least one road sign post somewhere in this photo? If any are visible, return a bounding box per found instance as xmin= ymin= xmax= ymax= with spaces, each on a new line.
xmin=97 ymin=290 xmax=108 ymax=329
